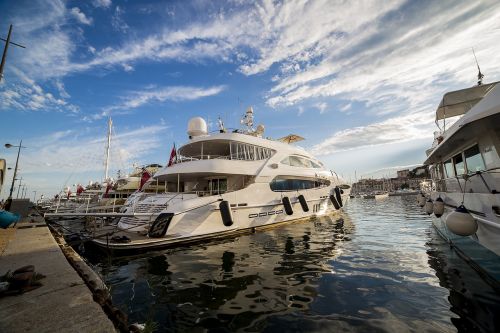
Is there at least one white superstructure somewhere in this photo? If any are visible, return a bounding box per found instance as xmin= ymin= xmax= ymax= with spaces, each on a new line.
xmin=93 ymin=108 xmax=349 ymax=250
xmin=423 ymin=80 xmax=500 ymax=282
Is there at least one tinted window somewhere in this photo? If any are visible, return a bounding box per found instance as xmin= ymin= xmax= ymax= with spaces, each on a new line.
xmin=464 ymin=145 xmax=485 ymax=173
xmin=453 ymin=153 xmax=465 ymax=175
xmin=444 ymin=159 xmax=454 ymax=178
xmin=270 ymin=177 xmax=330 ymax=191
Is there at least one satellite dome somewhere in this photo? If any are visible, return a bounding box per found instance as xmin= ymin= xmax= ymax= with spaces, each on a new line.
xmin=187 ymin=117 xmax=208 ymax=138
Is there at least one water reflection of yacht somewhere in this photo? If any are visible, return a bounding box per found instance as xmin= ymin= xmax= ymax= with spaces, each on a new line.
xmin=92 ymin=107 xmax=349 ymax=250
xmin=96 ymin=214 xmax=353 ymax=330
xmin=423 ymin=78 xmax=500 ymax=285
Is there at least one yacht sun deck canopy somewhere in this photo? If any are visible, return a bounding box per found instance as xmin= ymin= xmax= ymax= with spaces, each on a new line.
xmin=435 ymin=82 xmax=498 ymax=121
xmin=277 ymin=134 xmax=305 ymax=144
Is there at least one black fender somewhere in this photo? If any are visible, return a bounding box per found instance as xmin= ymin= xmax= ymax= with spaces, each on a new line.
xmin=219 ymin=200 xmax=234 ymax=227
xmin=329 ymin=195 xmax=340 ymax=210
xmin=298 ymin=195 xmax=309 ymax=212
xmin=282 ymin=196 xmax=294 ymax=215
xmin=335 ymin=187 xmax=343 ymax=207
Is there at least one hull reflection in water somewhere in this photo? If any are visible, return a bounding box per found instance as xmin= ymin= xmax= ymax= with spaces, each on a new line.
xmin=94 ymin=215 xmax=352 ymax=330
xmin=89 ymin=197 xmax=500 ymax=332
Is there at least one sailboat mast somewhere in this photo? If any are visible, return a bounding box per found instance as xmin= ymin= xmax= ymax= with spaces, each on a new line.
xmin=104 ymin=117 xmax=112 ymax=181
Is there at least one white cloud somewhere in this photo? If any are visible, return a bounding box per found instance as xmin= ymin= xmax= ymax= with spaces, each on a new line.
xmin=54 ymin=79 xmax=70 ymax=98
xmin=105 ymin=85 xmax=226 ymax=112
xmin=1 ymin=68 xmax=78 ymax=113
xmin=2 ymin=124 xmax=169 ymax=195
xmin=310 ymin=112 xmax=434 ymax=156
xmin=111 ymin=6 xmax=129 ymax=32
xmin=92 ymin=0 xmax=112 ymax=8
xmin=340 ymin=103 xmax=352 ymax=113
xmin=315 ymin=102 xmax=328 ymax=114
xmin=122 ymin=63 xmax=134 ymax=72
xmin=70 ymin=7 xmax=93 ymax=25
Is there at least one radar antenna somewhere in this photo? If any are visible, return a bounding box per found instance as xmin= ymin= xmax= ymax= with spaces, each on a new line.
xmin=240 ymin=106 xmax=255 ymax=133
xmin=472 ymin=48 xmax=484 ymax=86
xmin=217 ymin=116 xmax=226 ymax=133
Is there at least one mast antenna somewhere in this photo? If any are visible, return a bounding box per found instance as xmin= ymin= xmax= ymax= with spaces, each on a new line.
xmin=104 ymin=117 xmax=112 ymax=181
xmin=472 ymin=48 xmax=484 ymax=86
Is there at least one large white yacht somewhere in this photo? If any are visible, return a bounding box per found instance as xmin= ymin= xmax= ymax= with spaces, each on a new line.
xmin=92 ymin=107 xmax=349 ymax=250
xmin=423 ymin=79 xmax=500 ymax=284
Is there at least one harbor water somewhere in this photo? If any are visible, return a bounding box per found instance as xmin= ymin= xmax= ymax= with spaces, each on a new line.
xmin=82 ymin=196 xmax=500 ymax=332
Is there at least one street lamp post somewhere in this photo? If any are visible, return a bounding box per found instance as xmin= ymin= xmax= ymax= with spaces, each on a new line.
xmin=4 ymin=140 xmax=26 ymax=211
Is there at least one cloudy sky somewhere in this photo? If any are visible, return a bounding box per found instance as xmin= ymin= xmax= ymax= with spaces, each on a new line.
xmin=1 ymin=0 xmax=500 ymax=198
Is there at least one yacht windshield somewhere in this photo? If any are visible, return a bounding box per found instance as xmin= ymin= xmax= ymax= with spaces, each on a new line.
xmin=177 ymin=140 xmax=274 ymax=162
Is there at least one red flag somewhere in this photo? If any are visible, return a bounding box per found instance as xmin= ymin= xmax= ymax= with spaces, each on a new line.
xmin=76 ymin=185 xmax=84 ymax=195
xmin=168 ymin=143 xmax=177 ymax=167
xmin=104 ymin=182 xmax=112 ymax=198
xmin=140 ymin=169 xmax=151 ymax=190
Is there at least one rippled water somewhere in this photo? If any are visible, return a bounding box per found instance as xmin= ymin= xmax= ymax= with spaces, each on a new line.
xmin=86 ymin=196 xmax=500 ymax=332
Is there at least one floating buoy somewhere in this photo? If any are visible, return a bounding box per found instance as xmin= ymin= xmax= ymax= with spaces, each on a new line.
xmin=424 ymin=199 xmax=433 ymax=215
xmin=282 ymin=196 xmax=294 ymax=215
xmin=297 ymin=195 xmax=309 ymax=212
xmin=445 ymin=205 xmax=478 ymax=236
xmin=329 ymin=195 xmax=340 ymax=210
xmin=219 ymin=200 xmax=234 ymax=226
xmin=417 ymin=193 xmax=426 ymax=207
xmin=433 ymin=197 xmax=444 ymax=217
xmin=335 ymin=187 xmax=343 ymax=207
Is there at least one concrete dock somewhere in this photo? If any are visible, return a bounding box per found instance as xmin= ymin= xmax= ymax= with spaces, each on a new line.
xmin=0 ymin=218 xmax=116 ymax=332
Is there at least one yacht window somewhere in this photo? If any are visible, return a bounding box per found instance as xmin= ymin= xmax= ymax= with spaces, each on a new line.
xmin=230 ymin=142 xmax=273 ymax=161
xmin=208 ymin=178 xmax=227 ymax=195
xmin=464 ymin=145 xmax=485 ymax=173
xmin=438 ymin=163 xmax=444 ymax=179
xmin=280 ymin=156 xmax=291 ymax=165
xmin=444 ymin=159 xmax=454 ymax=178
xmin=453 ymin=153 xmax=465 ymax=175
xmin=289 ymin=156 xmax=312 ymax=168
xmin=281 ymin=155 xmax=321 ymax=168
xmin=270 ymin=177 xmax=330 ymax=191
xmin=311 ymin=160 xmax=322 ymax=168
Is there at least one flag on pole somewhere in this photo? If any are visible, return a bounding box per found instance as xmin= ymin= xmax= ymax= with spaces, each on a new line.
xmin=140 ymin=169 xmax=151 ymax=190
xmin=76 ymin=184 xmax=84 ymax=195
xmin=104 ymin=182 xmax=112 ymax=198
xmin=168 ymin=143 xmax=177 ymax=167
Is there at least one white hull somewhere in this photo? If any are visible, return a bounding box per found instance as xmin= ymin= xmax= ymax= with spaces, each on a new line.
xmin=428 ymin=191 xmax=500 ymax=257
xmin=93 ymin=185 xmax=348 ymax=250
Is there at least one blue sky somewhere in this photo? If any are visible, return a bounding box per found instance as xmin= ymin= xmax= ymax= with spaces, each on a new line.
xmin=1 ymin=0 xmax=500 ymax=199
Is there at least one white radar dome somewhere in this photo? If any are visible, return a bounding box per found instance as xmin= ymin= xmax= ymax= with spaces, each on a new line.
xmin=187 ymin=117 xmax=208 ymax=138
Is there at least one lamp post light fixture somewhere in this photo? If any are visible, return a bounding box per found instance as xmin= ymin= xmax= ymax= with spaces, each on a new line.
xmin=4 ymin=140 xmax=26 ymax=211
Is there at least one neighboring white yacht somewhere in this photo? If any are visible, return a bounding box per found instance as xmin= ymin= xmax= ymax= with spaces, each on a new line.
xmin=115 ymin=164 xmax=162 ymax=191
xmin=423 ymin=79 xmax=500 ymax=284
xmin=92 ymin=107 xmax=349 ymax=250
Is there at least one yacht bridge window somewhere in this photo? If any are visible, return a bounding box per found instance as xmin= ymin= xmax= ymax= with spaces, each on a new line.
xmin=453 ymin=153 xmax=465 ymax=175
xmin=444 ymin=159 xmax=455 ymax=178
xmin=464 ymin=145 xmax=485 ymax=173
xmin=280 ymin=155 xmax=323 ymax=168
xmin=177 ymin=140 xmax=274 ymax=162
